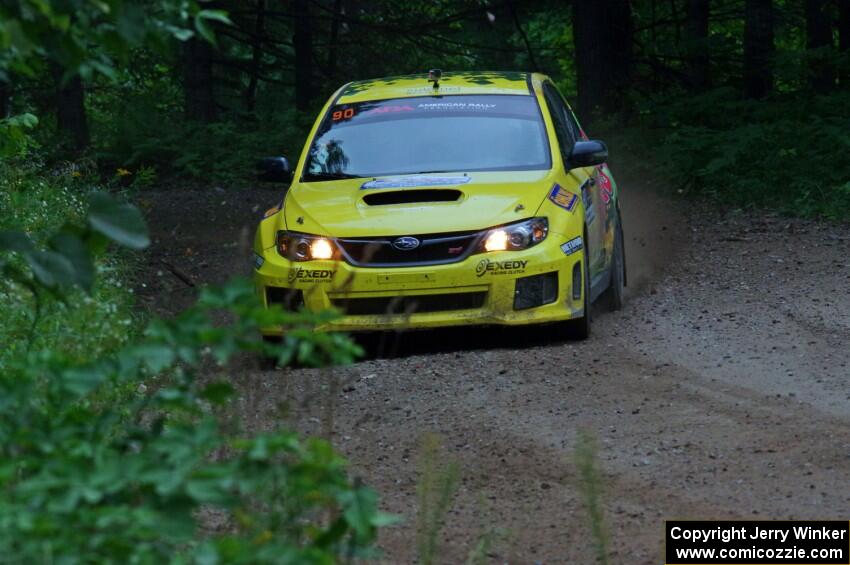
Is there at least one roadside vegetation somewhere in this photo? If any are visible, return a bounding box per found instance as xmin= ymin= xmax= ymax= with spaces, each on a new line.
xmin=1 ymin=0 xmax=849 ymax=561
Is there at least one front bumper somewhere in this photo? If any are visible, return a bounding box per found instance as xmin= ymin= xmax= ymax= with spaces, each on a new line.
xmin=254 ymin=235 xmax=584 ymax=333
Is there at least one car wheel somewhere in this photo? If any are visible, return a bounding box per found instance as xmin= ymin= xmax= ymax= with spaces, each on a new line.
xmin=603 ymin=215 xmax=625 ymax=311
xmin=565 ymin=238 xmax=591 ymax=340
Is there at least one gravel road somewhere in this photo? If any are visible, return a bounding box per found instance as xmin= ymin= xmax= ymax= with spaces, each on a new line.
xmin=137 ymin=178 xmax=850 ymax=564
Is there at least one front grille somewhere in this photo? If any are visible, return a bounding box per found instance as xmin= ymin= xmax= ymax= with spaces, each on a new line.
xmin=332 ymin=291 xmax=487 ymax=316
xmin=336 ymin=230 xmax=481 ymax=267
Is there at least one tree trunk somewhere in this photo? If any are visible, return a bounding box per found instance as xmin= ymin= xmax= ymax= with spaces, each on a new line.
xmin=51 ymin=65 xmax=90 ymax=151
xmin=244 ymin=0 xmax=266 ymax=111
xmin=840 ymin=0 xmax=850 ymax=87
xmin=0 ymin=79 xmax=9 ymax=119
xmin=573 ymin=0 xmax=633 ymax=122
xmin=327 ymin=0 xmax=343 ymax=79
xmin=183 ymin=37 xmax=217 ymax=122
xmin=685 ymin=0 xmax=710 ymax=90
xmin=743 ymin=0 xmax=774 ymax=99
xmin=293 ymin=0 xmax=313 ymax=112
xmin=805 ymin=0 xmax=835 ymax=92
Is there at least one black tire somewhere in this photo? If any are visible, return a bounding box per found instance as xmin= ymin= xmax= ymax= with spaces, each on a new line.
xmin=602 ymin=214 xmax=625 ymax=311
xmin=565 ymin=239 xmax=591 ymax=340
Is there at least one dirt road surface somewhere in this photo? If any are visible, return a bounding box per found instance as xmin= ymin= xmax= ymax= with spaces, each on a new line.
xmin=136 ymin=178 xmax=850 ymax=564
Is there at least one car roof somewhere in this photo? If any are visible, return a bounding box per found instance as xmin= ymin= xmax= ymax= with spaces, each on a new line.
xmin=336 ymin=71 xmax=548 ymax=104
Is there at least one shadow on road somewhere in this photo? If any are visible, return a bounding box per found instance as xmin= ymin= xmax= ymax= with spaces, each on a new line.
xmin=352 ymin=318 xmax=590 ymax=360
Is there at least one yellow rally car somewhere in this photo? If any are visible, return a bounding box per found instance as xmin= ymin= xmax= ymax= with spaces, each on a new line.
xmin=253 ymin=71 xmax=625 ymax=339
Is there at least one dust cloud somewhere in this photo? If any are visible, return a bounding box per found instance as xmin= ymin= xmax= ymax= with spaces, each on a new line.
xmin=617 ymin=174 xmax=684 ymax=295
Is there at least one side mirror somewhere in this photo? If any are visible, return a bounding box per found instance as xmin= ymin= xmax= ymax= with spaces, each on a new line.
xmin=256 ymin=156 xmax=293 ymax=183
xmin=567 ymin=140 xmax=608 ymax=169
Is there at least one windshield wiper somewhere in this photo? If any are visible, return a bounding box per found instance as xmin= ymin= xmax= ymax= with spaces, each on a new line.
xmin=303 ymin=171 xmax=363 ymax=181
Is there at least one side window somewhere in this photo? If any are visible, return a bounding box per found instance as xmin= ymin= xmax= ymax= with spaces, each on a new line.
xmin=548 ymin=82 xmax=584 ymax=142
xmin=565 ymin=108 xmax=584 ymax=141
xmin=542 ymin=83 xmax=576 ymax=158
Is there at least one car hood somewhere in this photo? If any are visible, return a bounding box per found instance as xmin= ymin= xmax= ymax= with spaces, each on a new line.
xmin=283 ymin=171 xmax=554 ymax=237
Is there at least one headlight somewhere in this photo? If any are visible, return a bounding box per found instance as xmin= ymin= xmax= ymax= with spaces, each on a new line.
xmin=481 ymin=218 xmax=548 ymax=252
xmin=277 ymin=232 xmax=336 ymax=261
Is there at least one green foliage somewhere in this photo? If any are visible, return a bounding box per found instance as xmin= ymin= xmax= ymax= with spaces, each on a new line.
xmin=1 ymin=190 xmax=144 ymax=294
xmin=575 ymin=431 xmax=609 ymax=565
xmin=0 ymin=190 xmax=388 ymax=562
xmin=0 ymin=0 xmax=229 ymax=80
xmin=416 ymin=434 xmax=460 ymax=565
xmin=619 ymin=88 xmax=850 ymax=219
xmin=0 ymin=113 xmax=39 ymax=158
xmin=0 ymin=163 xmax=137 ymax=369
xmin=103 ymin=116 xmax=308 ymax=184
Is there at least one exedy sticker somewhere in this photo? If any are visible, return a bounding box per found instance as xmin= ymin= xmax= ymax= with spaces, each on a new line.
xmin=288 ymin=268 xmax=336 ymax=283
xmin=560 ymin=237 xmax=583 ymax=256
xmin=476 ymin=259 xmax=528 ymax=277
xmin=549 ymin=183 xmax=578 ymax=212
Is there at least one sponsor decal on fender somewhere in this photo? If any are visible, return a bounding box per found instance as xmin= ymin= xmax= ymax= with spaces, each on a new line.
xmin=597 ymin=165 xmax=614 ymax=204
xmin=549 ymin=183 xmax=579 ymax=212
xmin=476 ymin=259 xmax=528 ymax=277
xmin=288 ymin=267 xmax=336 ymax=283
xmin=560 ymin=237 xmax=583 ymax=256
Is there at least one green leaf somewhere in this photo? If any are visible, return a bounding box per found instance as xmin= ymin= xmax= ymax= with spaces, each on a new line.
xmin=87 ymin=192 xmax=150 ymax=249
xmin=200 ymin=382 xmax=234 ymax=405
xmin=193 ymin=15 xmax=215 ymax=45
xmin=196 ymin=9 xmax=232 ymax=26
xmin=49 ymin=232 xmax=94 ymax=291
xmin=186 ymin=476 xmax=231 ymax=504
xmin=371 ymin=511 xmax=403 ymax=527
xmin=62 ymin=366 xmax=107 ymax=396
xmin=26 ymin=249 xmax=76 ymax=289
xmin=129 ymin=343 xmax=175 ymax=372
xmin=172 ymin=28 xmax=195 ymax=41
xmin=0 ymin=231 xmax=35 ymax=254
xmin=5 ymin=113 xmax=38 ymax=129
xmin=340 ymin=487 xmax=379 ymax=539
xmin=0 ymin=231 xmax=81 ymax=288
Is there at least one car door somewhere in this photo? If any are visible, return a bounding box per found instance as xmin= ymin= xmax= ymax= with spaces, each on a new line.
xmin=541 ymin=83 xmax=606 ymax=282
xmin=565 ymin=105 xmax=619 ymax=288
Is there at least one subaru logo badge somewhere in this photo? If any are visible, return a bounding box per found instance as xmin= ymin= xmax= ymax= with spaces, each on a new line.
xmin=392 ymin=236 xmax=420 ymax=251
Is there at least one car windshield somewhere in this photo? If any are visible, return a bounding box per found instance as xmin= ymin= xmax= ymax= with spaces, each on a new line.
xmin=303 ymin=95 xmax=550 ymax=180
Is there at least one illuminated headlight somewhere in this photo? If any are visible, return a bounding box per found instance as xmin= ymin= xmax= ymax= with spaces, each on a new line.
xmin=482 ymin=218 xmax=548 ymax=252
xmin=277 ymin=232 xmax=336 ymax=261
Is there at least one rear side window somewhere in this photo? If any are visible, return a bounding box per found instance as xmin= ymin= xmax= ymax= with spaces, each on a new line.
xmin=542 ymin=83 xmax=577 ymax=156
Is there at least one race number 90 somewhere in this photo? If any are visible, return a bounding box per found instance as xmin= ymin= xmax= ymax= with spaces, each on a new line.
xmin=332 ymin=108 xmax=355 ymax=121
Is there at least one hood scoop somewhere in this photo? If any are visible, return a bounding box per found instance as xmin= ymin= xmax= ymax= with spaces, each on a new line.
xmin=362 ymin=189 xmax=462 ymax=206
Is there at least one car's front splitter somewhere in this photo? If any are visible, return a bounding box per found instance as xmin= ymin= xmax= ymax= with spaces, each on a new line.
xmin=254 ymin=236 xmax=585 ymax=333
